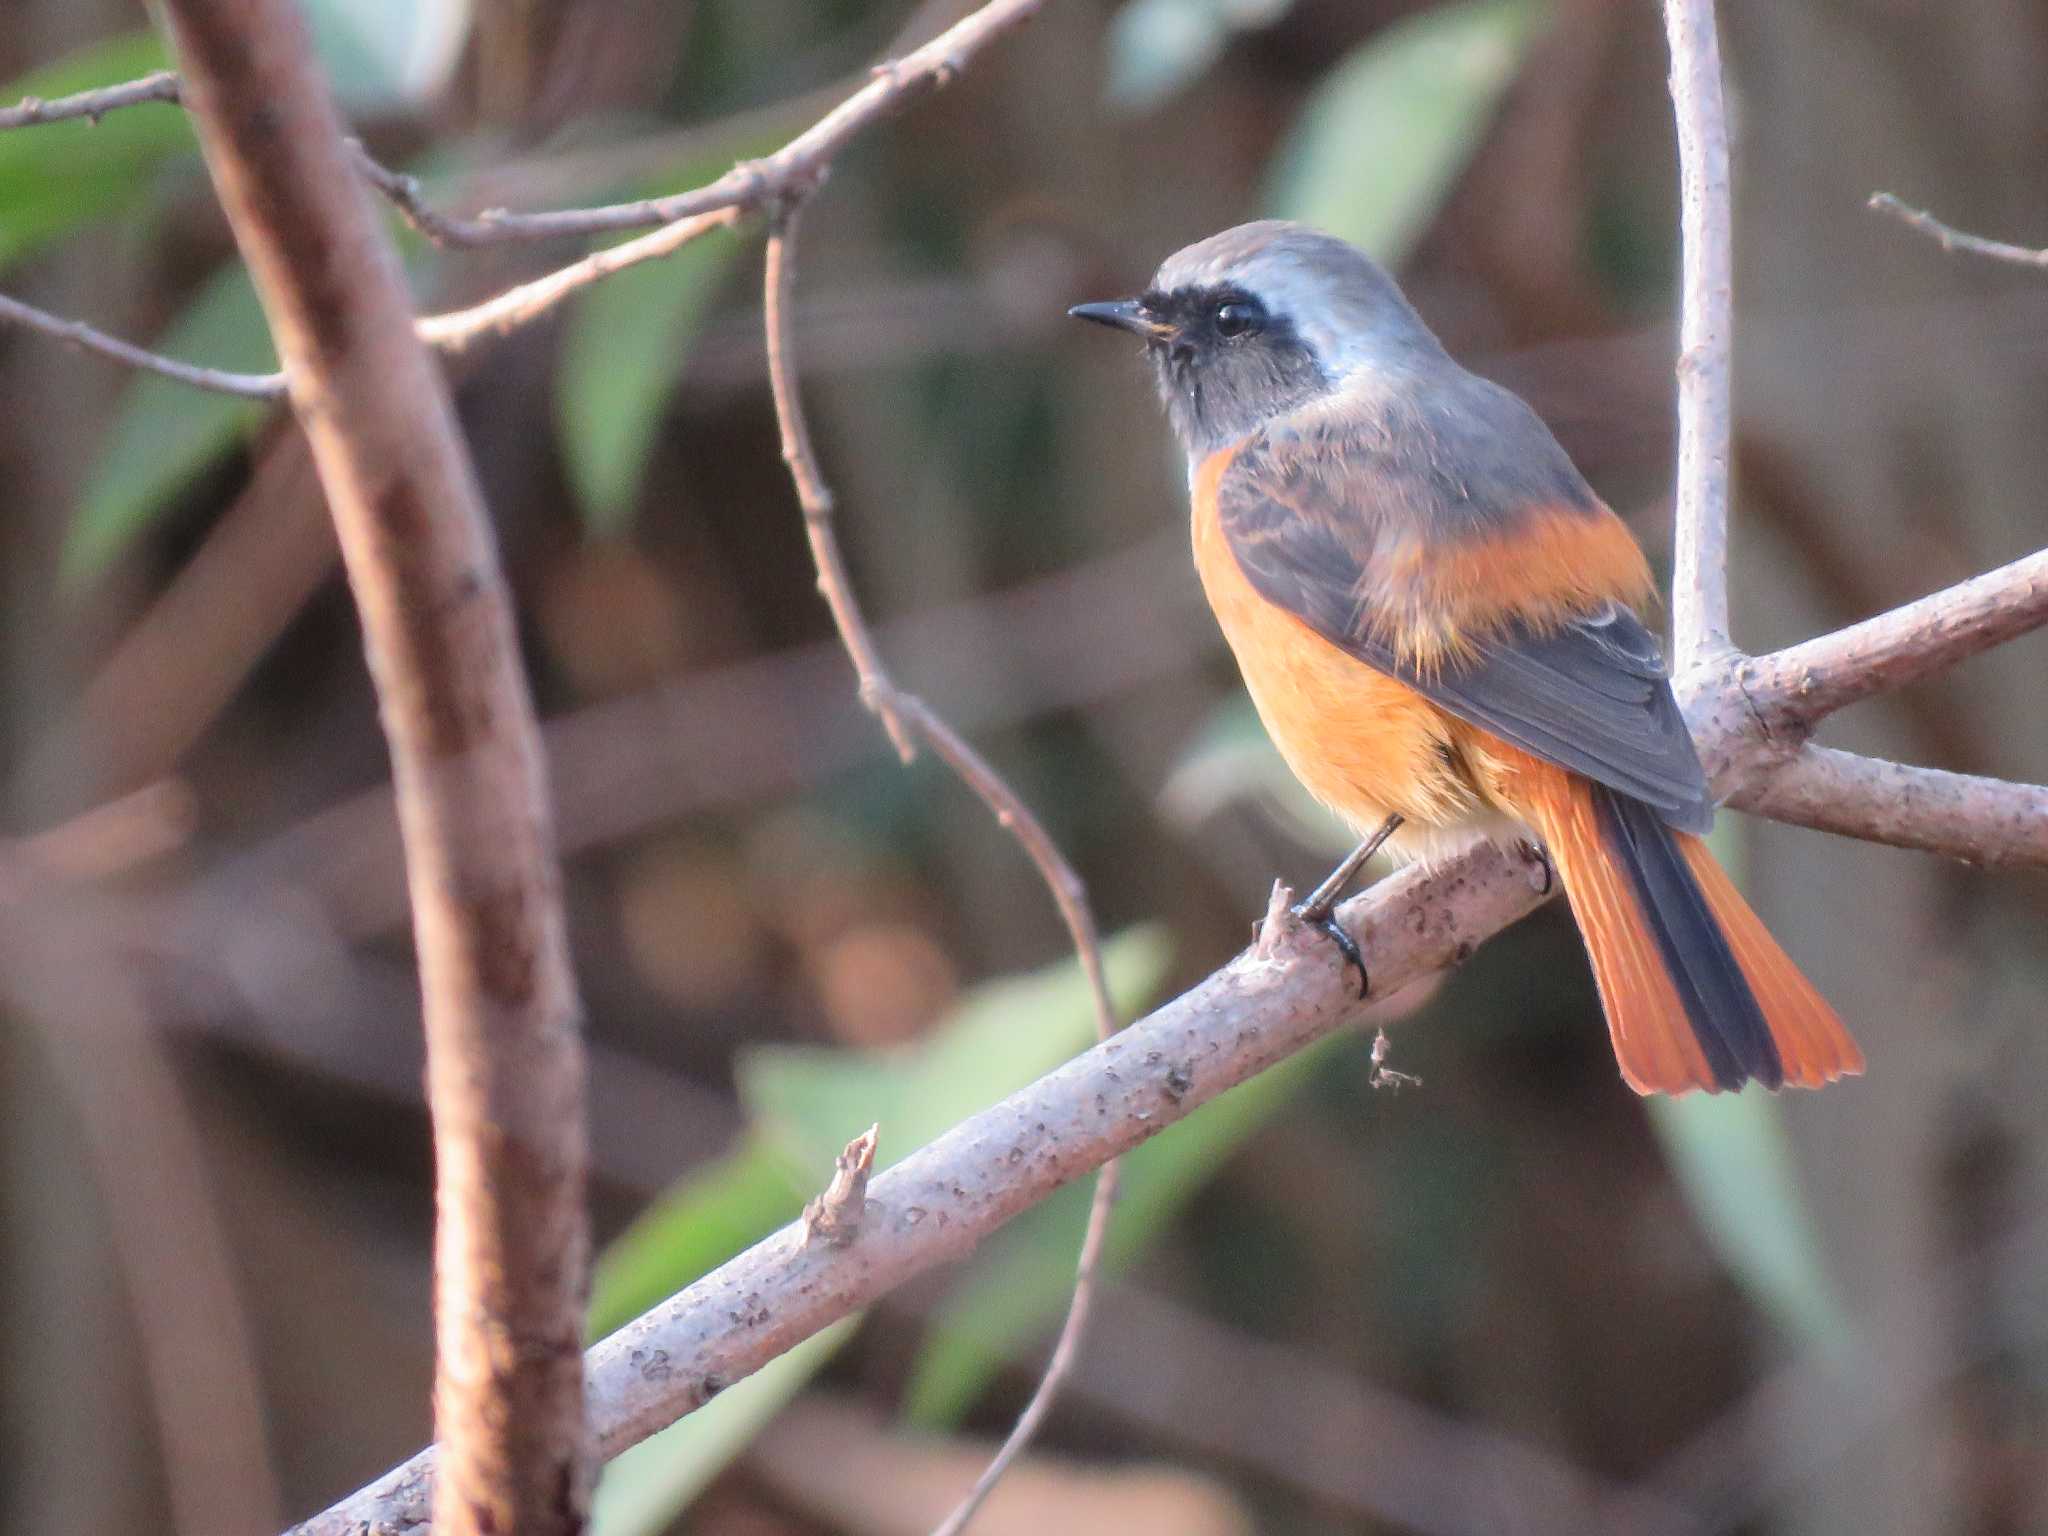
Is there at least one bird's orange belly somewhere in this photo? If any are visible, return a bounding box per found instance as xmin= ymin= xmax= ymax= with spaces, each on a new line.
xmin=1191 ymin=477 xmax=1509 ymax=852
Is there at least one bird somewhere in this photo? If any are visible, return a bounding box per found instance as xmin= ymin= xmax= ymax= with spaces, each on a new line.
xmin=1071 ymin=219 xmax=1862 ymax=1095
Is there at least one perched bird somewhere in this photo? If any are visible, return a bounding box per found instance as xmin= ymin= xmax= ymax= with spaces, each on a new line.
xmin=1072 ymin=220 xmax=1862 ymax=1095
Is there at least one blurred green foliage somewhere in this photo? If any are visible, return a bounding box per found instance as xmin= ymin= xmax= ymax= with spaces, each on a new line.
xmin=0 ymin=32 xmax=190 ymax=272
xmin=1266 ymin=0 xmax=1539 ymax=265
xmin=64 ymin=262 xmax=273 ymax=586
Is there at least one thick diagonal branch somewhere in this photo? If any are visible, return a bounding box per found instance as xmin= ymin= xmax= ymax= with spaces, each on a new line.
xmin=287 ymin=852 xmax=1546 ymax=1536
xmin=156 ymin=5 xmax=589 ymax=1536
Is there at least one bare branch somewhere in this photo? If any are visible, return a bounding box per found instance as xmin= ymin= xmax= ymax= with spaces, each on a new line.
xmin=1729 ymin=746 xmax=2048 ymax=868
xmin=761 ymin=198 xmax=1125 ymax=1534
xmin=289 ymin=842 xmax=1549 ymax=1536
xmin=0 ymin=69 xmax=181 ymax=129
xmin=0 ymin=289 xmax=285 ymax=397
xmin=156 ymin=5 xmax=589 ymax=1536
xmin=1661 ymin=0 xmax=1736 ymax=667
xmin=1869 ymin=193 xmax=2048 ymax=270
xmin=1742 ymin=546 xmax=2048 ymax=736
xmin=415 ymin=206 xmax=742 ymax=352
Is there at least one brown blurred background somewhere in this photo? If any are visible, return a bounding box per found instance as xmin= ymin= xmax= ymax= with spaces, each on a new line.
xmin=2 ymin=1 xmax=2046 ymax=1533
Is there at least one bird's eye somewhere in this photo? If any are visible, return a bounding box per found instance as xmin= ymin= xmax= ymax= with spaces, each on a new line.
xmin=1214 ymin=301 xmax=1262 ymax=339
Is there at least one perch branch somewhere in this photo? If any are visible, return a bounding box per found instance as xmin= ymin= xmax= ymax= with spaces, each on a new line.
xmin=762 ymin=200 xmax=1123 ymax=1536
xmin=156 ymin=5 xmax=589 ymax=1536
xmin=1660 ymin=0 xmax=1736 ymax=669
xmin=287 ymin=857 xmax=1546 ymax=1536
xmin=0 ymin=69 xmax=181 ymax=128
xmin=1868 ymin=193 xmax=2048 ymax=270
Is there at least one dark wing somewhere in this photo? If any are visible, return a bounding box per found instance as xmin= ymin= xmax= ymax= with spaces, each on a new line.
xmin=1216 ymin=412 xmax=1714 ymax=833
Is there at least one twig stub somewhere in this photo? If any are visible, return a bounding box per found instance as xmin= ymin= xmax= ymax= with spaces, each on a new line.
xmin=804 ymin=1125 xmax=880 ymax=1247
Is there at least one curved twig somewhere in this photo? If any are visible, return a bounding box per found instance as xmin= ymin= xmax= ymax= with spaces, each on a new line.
xmin=762 ymin=199 xmax=1124 ymax=1536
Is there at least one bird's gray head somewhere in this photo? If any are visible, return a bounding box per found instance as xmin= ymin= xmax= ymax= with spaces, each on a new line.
xmin=1070 ymin=220 xmax=1446 ymax=458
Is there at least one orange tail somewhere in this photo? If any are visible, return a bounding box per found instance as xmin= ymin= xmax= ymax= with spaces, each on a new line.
xmin=1518 ymin=769 xmax=1863 ymax=1095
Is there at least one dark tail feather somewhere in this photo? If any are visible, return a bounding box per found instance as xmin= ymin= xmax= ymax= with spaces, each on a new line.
xmin=1588 ymin=786 xmax=1862 ymax=1093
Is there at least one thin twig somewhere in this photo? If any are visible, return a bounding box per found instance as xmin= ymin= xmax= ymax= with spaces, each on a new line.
xmin=1661 ymin=0 xmax=1735 ymax=667
xmin=761 ymin=205 xmax=917 ymax=761
xmin=0 ymin=289 xmax=285 ymax=396
xmin=1868 ymin=193 xmax=2048 ymax=270
xmin=157 ymin=4 xmax=590 ymax=1536
xmin=762 ymin=197 xmax=1123 ymax=1536
xmin=0 ymin=69 xmax=181 ymax=129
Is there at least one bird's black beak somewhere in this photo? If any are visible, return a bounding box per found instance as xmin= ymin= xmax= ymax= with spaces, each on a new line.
xmin=1068 ymin=297 xmax=1173 ymax=339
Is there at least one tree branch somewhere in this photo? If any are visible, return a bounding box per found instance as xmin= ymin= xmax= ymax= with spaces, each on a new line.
xmin=287 ymin=857 xmax=1546 ymax=1536
xmin=155 ymin=5 xmax=589 ymax=1536
xmin=1728 ymin=746 xmax=2048 ymax=868
xmin=1740 ymin=546 xmax=2048 ymax=737
xmin=0 ymin=69 xmax=181 ymax=128
xmin=1660 ymin=0 xmax=1736 ymax=669
xmin=1868 ymin=193 xmax=2048 ymax=270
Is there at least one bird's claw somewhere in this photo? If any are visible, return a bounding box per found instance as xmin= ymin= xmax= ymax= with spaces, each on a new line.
xmin=1294 ymin=899 xmax=1369 ymax=998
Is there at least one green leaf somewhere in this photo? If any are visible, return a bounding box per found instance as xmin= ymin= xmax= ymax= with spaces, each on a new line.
xmin=738 ymin=927 xmax=1173 ymax=1181
xmin=556 ymin=221 xmax=745 ymax=538
xmin=1106 ymin=0 xmax=1297 ymax=112
xmin=902 ymin=1035 xmax=1336 ymax=1425
xmin=591 ymin=1320 xmax=858 ymax=1536
xmin=1265 ymin=0 xmax=1541 ymax=264
xmin=64 ymin=263 xmax=276 ymax=586
xmin=0 ymin=32 xmax=194 ymax=272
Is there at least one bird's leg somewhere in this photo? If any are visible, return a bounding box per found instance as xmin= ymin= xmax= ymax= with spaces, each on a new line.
xmin=1293 ymin=814 xmax=1403 ymax=998
xmin=1517 ymin=838 xmax=1554 ymax=895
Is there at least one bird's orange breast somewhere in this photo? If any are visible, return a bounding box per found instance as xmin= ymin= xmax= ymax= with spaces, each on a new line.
xmin=1191 ymin=447 xmax=1488 ymax=839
